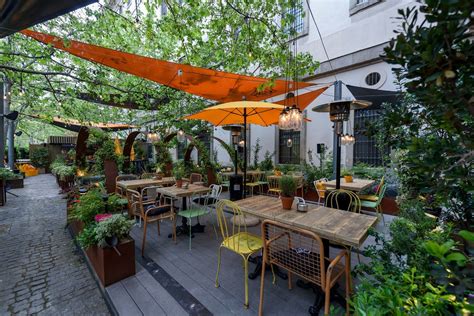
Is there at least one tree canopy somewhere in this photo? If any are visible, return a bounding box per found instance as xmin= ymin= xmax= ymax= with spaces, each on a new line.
xmin=0 ymin=0 xmax=319 ymax=144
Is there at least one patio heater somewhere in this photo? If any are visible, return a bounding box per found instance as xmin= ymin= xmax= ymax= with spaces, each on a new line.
xmin=223 ymin=124 xmax=244 ymax=200
xmin=312 ymin=99 xmax=370 ymax=189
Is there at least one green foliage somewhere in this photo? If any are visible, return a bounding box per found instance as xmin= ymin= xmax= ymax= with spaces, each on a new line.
xmin=381 ymin=0 xmax=473 ymax=228
xmin=259 ymin=150 xmax=275 ymax=171
xmin=50 ymin=158 xmax=76 ymax=180
xmin=279 ymin=175 xmax=296 ymax=197
xmin=93 ymin=214 xmax=134 ymax=248
xmin=71 ymin=189 xmax=105 ymax=225
xmin=173 ymin=160 xmax=185 ymax=180
xmin=76 ymin=224 xmax=97 ymax=249
xmin=30 ymin=147 xmax=49 ymax=168
xmin=107 ymin=194 xmax=128 ymax=213
xmin=300 ymin=148 xmax=333 ymax=187
xmin=341 ymin=168 xmax=353 ymax=177
xmin=252 ymin=138 xmax=262 ymax=169
xmin=0 ymin=168 xmax=20 ymax=180
xmin=351 ymin=198 xmax=472 ymax=315
xmin=87 ymin=129 xmax=118 ymax=174
xmin=154 ymin=141 xmax=172 ymax=172
xmin=352 ymin=163 xmax=384 ymax=180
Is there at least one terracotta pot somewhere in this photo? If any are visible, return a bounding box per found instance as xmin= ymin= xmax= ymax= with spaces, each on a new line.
xmin=176 ymin=179 xmax=183 ymax=188
xmin=85 ymin=239 xmax=136 ymax=286
xmin=344 ymin=175 xmax=353 ymax=183
xmin=281 ymin=196 xmax=294 ymax=210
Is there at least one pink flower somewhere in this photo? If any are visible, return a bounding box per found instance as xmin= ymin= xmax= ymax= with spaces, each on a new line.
xmin=95 ymin=213 xmax=112 ymax=222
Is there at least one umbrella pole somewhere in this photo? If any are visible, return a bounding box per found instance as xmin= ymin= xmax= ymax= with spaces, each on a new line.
xmin=243 ymin=108 xmax=247 ymax=199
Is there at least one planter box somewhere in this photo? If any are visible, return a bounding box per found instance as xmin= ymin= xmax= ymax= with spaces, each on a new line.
xmin=381 ymin=197 xmax=399 ymax=216
xmin=85 ymin=239 xmax=136 ymax=286
xmin=6 ymin=178 xmax=24 ymax=189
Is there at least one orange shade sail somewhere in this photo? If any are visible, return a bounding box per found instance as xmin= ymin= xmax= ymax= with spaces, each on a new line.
xmin=275 ymin=86 xmax=329 ymax=110
xmin=184 ymin=101 xmax=285 ymax=126
xmin=21 ymin=29 xmax=315 ymax=103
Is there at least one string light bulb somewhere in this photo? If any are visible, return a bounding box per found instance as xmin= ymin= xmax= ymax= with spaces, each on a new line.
xmin=177 ymin=128 xmax=185 ymax=143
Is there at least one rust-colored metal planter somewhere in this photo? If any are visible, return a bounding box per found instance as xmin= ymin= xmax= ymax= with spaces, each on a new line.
xmin=104 ymin=159 xmax=119 ymax=194
xmin=85 ymin=239 xmax=136 ymax=286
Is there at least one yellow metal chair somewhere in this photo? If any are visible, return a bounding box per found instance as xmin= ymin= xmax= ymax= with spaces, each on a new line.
xmin=314 ymin=178 xmax=328 ymax=205
xmin=245 ymin=173 xmax=261 ymax=196
xmin=267 ymin=176 xmax=281 ymax=196
xmin=215 ymin=199 xmax=263 ymax=308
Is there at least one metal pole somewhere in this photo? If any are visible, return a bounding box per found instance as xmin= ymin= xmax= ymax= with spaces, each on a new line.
xmin=243 ymin=108 xmax=247 ymax=199
xmin=333 ymin=80 xmax=342 ymax=189
xmin=0 ymin=81 xmax=5 ymax=168
xmin=6 ymin=82 xmax=14 ymax=170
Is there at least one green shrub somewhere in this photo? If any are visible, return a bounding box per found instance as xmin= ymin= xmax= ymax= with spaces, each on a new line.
xmin=259 ymin=150 xmax=275 ymax=171
xmin=71 ymin=189 xmax=105 ymax=225
xmin=0 ymin=168 xmax=20 ymax=180
xmin=30 ymin=147 xmax=49 ymax=168
xmin=279 ymin=175 xmax=296 ymax=197
xmin=173 ymin=161 xmax=185 ymax=180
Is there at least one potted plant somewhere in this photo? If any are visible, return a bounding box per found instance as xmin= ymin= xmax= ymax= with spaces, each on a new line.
xmin=279 ymin=175 xmax=297 ymax=210
xmin=77 ymin=214 xmax=136 ymax=286
xmin=173 ymin=163 xmax=185 ymax=188
xmin=342 ymin=168 xmax=353 ymax=183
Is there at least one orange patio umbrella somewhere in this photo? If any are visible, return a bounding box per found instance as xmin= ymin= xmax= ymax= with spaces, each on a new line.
xmin=184 ymin=101 xmax=285 ymax=198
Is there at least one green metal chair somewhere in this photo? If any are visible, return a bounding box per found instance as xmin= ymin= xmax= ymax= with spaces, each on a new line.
xmin=360 ymin=183 xmax=387 ymax=224
xmin=245 ymin=172 xmax=261 ymax=196
xmin=178 ymin=190 xmax=211 ymax=250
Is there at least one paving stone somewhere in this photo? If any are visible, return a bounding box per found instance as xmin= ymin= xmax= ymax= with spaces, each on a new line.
xmin=0 ymin=175 xmax=110 ymax=315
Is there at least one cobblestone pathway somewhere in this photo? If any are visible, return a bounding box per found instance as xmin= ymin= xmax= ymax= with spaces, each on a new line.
xmin=0 ymin=174 xmax=110 ymax=315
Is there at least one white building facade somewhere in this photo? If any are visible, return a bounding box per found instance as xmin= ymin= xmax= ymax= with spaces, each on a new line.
xmin=211 ymin=0 xmax=418 ymax=168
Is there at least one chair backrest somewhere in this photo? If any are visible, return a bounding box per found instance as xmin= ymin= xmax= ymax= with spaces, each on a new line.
xmin=215 ymin=200 xmax=258 ymax=253
xmin=117 ymin=174 xmax=138 ymax=182
xmin=261 ymin=219 xmax=326 ymax=289
xmin=141 ymin=185 xmax=161 ymax=202
xmin=127 ymin=189 xmax=143 ymax=217
xmin=295 ymin=176 xmax=304 ymax=188
xmin=375 ymin=176 xmax=385 ymax=195
xmin=190 ymin=173 xmax=202 ymax=184
xmin=209 ymin=184 xmax=222 ymax=199
xmin=375 ymin=184 xmax=387 ymax=205
xmin=325 ymin=189 xmax=361 ymax=213
xmin=314 ymin=179 xmax=328 ymax=198
xmin=268 ymin=177 xmax=280 ymax=190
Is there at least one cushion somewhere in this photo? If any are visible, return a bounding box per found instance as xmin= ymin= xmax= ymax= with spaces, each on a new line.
xmin=316 ymin=182 xmax=327 ymax=197
xmin=192 ymin=197 xmax=217 ymax=205
xmin=231 ymin=214 xmax=260 ymax=227
xmin=145 ymin=205 xmax=172 ymax=217
xmin=358 ymin=194 xmax=379 ymax=202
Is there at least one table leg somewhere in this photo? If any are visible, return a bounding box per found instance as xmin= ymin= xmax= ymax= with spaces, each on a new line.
xmin=168 ymin=196 xmax=206 ymax=238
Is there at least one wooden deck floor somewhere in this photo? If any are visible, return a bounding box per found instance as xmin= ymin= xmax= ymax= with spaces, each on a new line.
xmin=106 ymin=197 xmax=393 ymax=316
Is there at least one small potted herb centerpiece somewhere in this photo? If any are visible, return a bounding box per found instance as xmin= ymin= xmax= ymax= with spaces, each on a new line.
xmin=342 ymin=168 xmax=353 ymax=183
xmin=279 ymin=175 xmax=297 ymax=210
xmin=173 ymin=163 xmax=185 ymax=188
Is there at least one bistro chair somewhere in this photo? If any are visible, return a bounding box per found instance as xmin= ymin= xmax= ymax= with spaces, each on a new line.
xmin=256 ymin=172 xmax=269 ymax=193
xmin=115 ymin=174 xmax=138 ymax=197
xmin=192 ymin=184 xmax=222 ymax=209
xmin=360 ymin=184 xmax=387 ymax=224
xmin=179 ymin=190 xmax=212 ymax=250
xmin=325 ymin=189 xmax=362 ymax=262
xmin=184 ymin=173 xmax=203 ymax=185
xmin=259 ymin=220 xmax=350 ymax=316
xmin=246 ymin=172 xmax=262 ymax=196
xmin=215 ymin=199 xmax=263 ymax=308
xmin=128 ymin=189 xmax=176 ymax=257
xmin=295 ymin=176 xmax=304 ymax=197
xmin=267 ymin=176 xmax=281 ymax=196
xmin=314 ymin=178 xmax=328 ymax=205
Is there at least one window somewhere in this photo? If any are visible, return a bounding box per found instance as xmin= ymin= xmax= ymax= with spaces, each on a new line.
xmin=365 ymin=72 xmax=381 ymax=86
xmin=283 ymin=0 xmax=308 ymax=37
xmin=177 ymin=139 xmax=186 ymax=160
xmin=278 ymin=130 xmax=300 ymax=164
xmin=353 ymin=109 xmax=388 ymax=166
xmin=349 ymin=0 xmax=381 ymax=15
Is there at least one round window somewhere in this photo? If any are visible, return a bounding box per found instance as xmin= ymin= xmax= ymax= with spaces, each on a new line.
xmin=365 ymin=72 xmax=381 ymax=86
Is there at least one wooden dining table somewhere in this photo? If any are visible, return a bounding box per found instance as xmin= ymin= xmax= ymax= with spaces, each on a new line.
xmin=235 ymin=195 xmax=377 ymax=248
xmin=116 ymin=177 xmax=176 ymax=191
xmin=324 ymin=178 xmax=375 ymax=192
